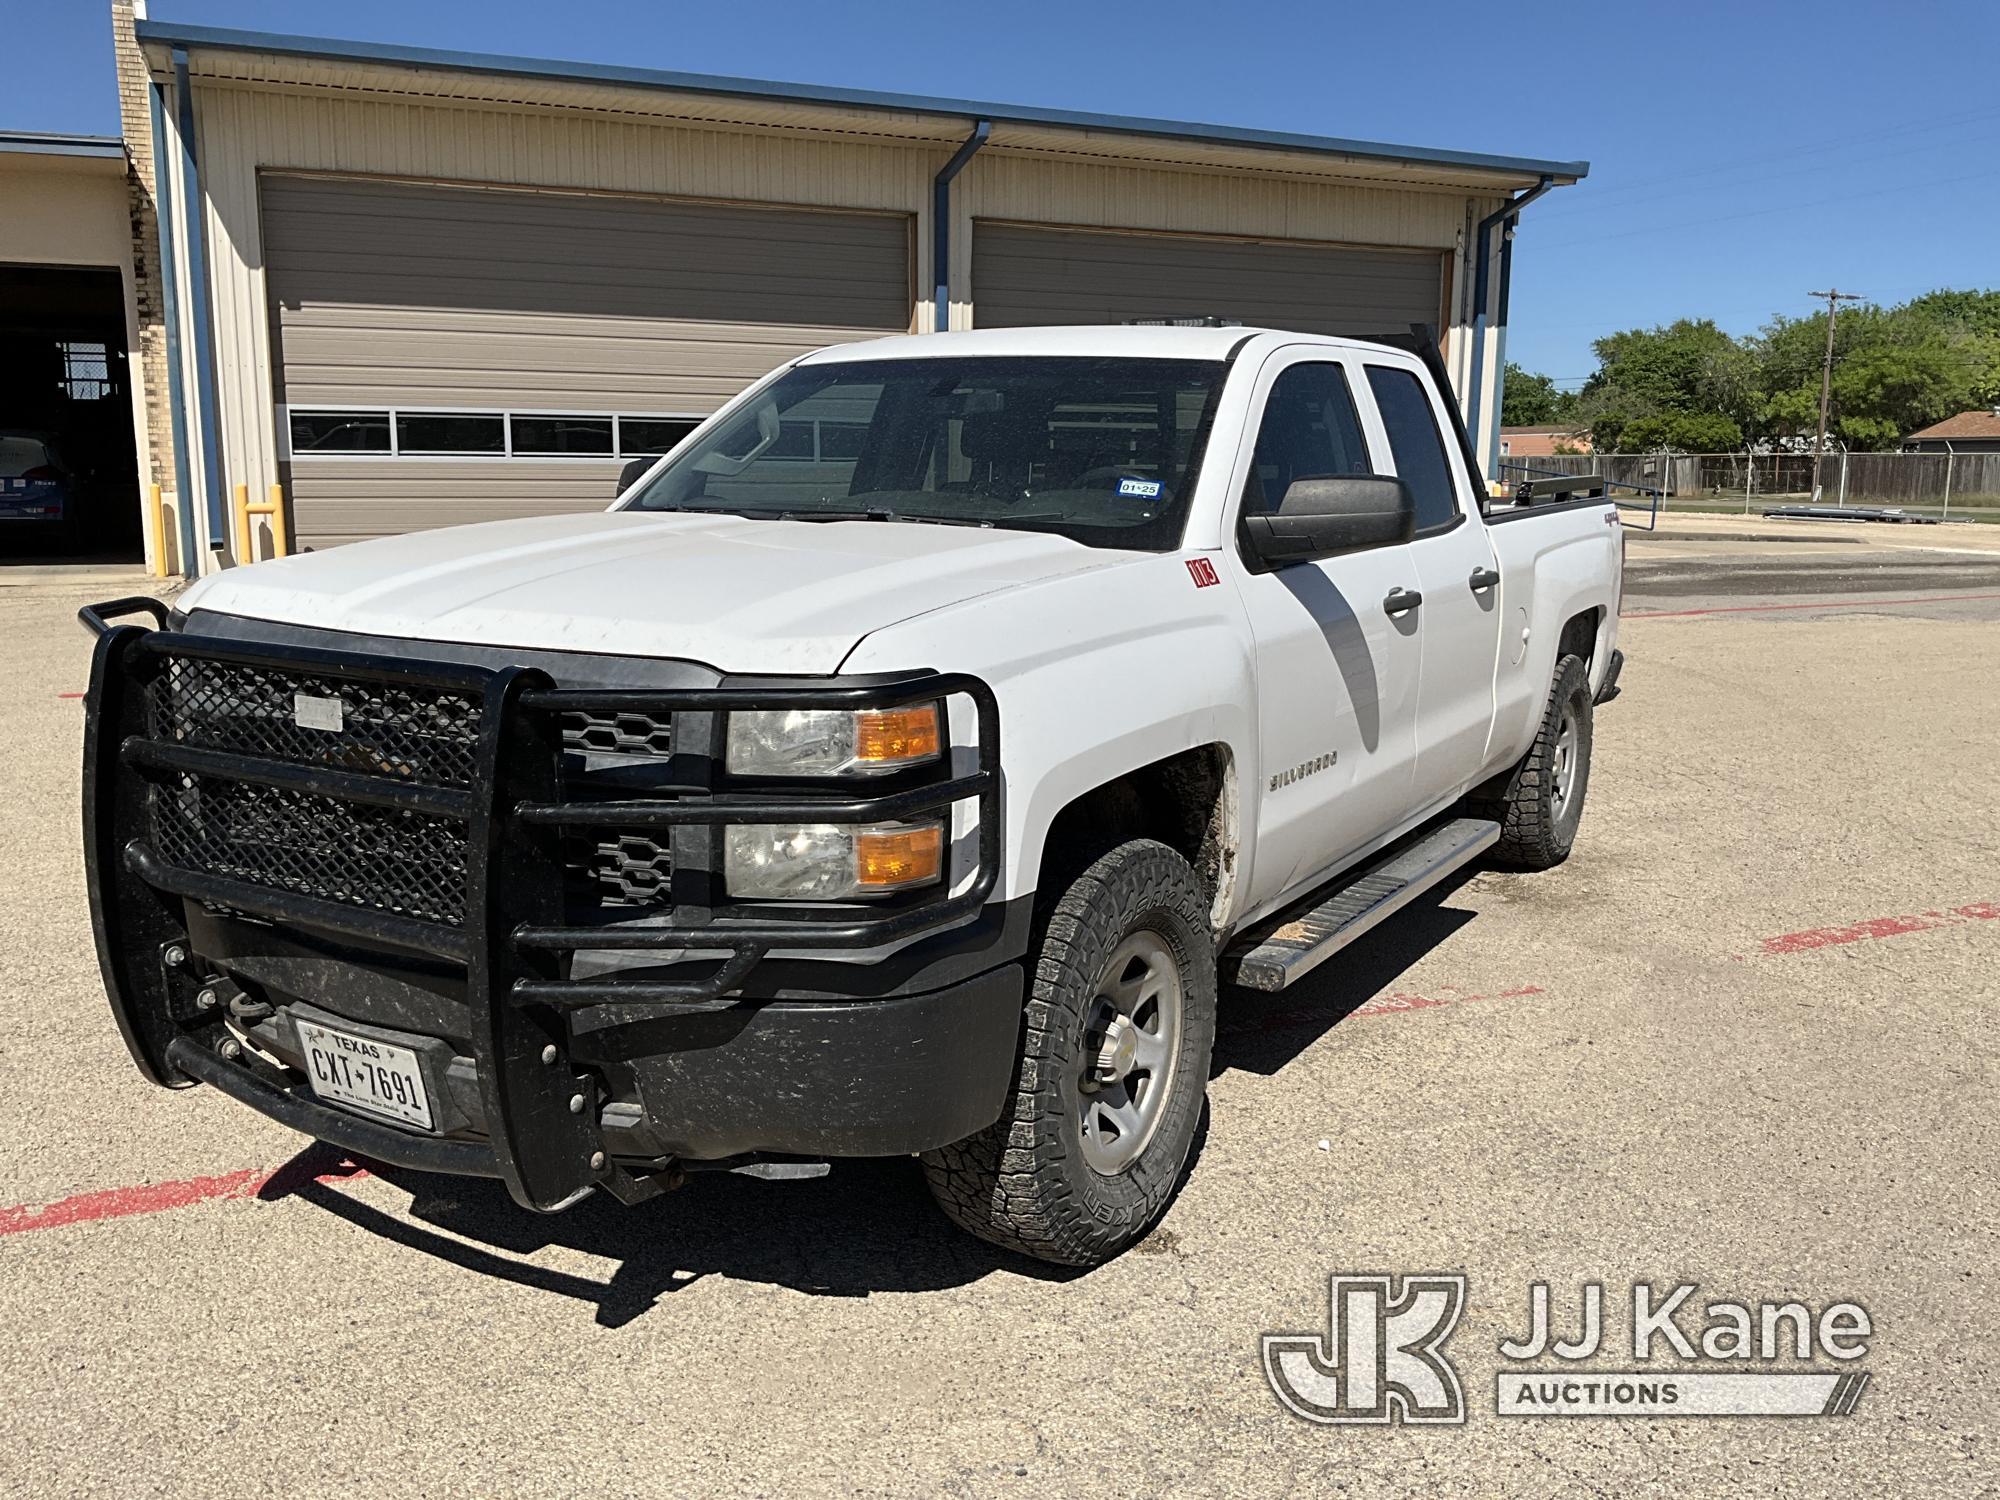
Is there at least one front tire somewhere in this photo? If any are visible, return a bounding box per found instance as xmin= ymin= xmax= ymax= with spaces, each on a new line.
xmin=1475 ymin=652 xmax=1594 ymax=870
xmin=921 ymin=838 xmax=1216 ymax=1267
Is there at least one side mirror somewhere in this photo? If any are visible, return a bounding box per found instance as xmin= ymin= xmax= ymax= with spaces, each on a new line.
xmin=1240 ymin=475 xmax=1415 ymax=570
xmin=617 ymin=457 xmax=655 ymax=496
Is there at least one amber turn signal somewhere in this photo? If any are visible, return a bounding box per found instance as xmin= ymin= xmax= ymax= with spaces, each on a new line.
xmin=853 ymin=704 xmax=942 ymax=768
xmin=855 ymin=822 xmax=945 ymax=890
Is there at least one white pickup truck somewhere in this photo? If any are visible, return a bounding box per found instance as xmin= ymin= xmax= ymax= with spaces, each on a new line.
xmin=81 ymin=324 xmax=1622 ymax=1266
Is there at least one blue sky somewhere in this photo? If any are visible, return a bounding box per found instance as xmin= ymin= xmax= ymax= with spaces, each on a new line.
xmin=9 ymin=0 xmax=1998 ymax=389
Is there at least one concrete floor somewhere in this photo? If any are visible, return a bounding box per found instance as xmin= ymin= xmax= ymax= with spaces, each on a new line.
xmin=2 ymin=536 xmax=1996 ymax=1497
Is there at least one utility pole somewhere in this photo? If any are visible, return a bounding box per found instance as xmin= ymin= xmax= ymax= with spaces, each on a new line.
xmin=1808 ymin=288 xmax=1862 ymax=501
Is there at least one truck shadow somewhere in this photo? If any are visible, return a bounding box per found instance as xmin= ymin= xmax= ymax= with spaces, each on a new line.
xmin=269 ymin=1144 xmax=1096 ymax=1325
xmin=259 ymin=873 xmax=1476 ymax=1323
xmin=1210 ymin=873 xmax=1480 ymax=1078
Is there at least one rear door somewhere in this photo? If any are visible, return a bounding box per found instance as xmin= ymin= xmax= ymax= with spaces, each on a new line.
xmin=1360 ymin=361 xmax=1504 ymax=807
xmin=1229 ymin=350 xmax=1422 ymax=911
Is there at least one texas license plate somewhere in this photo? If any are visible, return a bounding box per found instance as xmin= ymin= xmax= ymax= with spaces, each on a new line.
xmin=295 ymin=1018 xmax=435 ymax=1131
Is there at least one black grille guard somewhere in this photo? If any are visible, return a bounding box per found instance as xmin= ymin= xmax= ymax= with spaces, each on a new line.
xmin=80 ymin=600 xmax=1001 ymax=1213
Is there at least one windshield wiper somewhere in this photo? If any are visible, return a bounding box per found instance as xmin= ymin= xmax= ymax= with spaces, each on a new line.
xmin=775 ymin=507 xmax=896 ymax=522
xmin=775 ymin=507 xmax=994 ymax=528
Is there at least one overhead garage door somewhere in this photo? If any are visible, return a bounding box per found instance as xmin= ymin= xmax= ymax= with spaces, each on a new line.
xmin=264 ymin=175 xmax=913 ymax=545
xmin=972 ymin=222 xmax=1444 ymax=338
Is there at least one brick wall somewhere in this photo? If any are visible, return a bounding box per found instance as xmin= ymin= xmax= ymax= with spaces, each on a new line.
xmin=111 ymin=0 xmax=174 ymax=495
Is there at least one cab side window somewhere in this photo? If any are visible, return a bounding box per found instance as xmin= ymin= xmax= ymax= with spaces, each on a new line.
xmin=1364 ymin=365 xmax=1461 ymax=533
xmin=1243 ymin=362 xmax=1372 ymax=516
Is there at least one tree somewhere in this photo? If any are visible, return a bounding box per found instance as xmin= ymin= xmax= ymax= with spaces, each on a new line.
xmin=1551 ymin=288 xmax=1998 ymax=453
xmin=1502 ymin=364 xmax=1573 ymax=427
xmin=1758 ymin=318 xmax=1981 ymax=447
xmin=1576 ymin=319 xmax=1752 ymax=450
xmin=1614 ymin=411 xmax=1743 ymax=453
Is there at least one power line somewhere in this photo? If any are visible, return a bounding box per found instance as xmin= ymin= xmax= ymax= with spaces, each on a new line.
xmin=1527 ymin=105 xmax=2000 ymax=219
xmin=1530 ymin=165 xmax=2000 ymax=251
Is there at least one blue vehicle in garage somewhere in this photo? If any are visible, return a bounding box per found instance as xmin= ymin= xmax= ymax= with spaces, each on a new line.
xmin=0 ymin=431 xmax=75 ymax=550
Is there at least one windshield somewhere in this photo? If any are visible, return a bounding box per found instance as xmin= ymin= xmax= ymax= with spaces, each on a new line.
xmin=624 ymin=356 xmax=1229 ymax=550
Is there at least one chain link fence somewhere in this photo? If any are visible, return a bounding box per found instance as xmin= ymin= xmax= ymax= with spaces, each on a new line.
xmin=1498 ymin=451 xmax=2000 ymax=522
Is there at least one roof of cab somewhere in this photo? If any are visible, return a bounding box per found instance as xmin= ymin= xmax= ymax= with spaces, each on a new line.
xmin=797 ymin=324 xmax=1376 ymax=364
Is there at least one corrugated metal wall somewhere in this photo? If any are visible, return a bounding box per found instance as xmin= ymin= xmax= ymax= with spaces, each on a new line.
xmin=264 ymin=175 xmax=913 ymax=410
xmin=178 ymin=75 xmax=1488 ymax=561
xmin=971 ymin=222 xmax=1445 ymax=334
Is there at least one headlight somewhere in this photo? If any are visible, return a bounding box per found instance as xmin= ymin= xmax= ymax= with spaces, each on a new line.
xmin=725 ymin=703 xmax=941 ymax=777
xmin=723 ymin=820 xmax=944 ymax=899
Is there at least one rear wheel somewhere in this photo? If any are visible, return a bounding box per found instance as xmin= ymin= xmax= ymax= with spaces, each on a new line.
xmin=1475 ymin=653 xmax=1594 ymax=870
xmin=921 ymin=838 xmax=1215 ymax=1267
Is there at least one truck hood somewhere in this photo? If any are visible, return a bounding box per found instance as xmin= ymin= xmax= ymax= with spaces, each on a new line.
xmin=179 ymin=510 xmax=1126 ymax=674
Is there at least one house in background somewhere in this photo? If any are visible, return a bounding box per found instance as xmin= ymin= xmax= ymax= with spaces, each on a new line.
xmin=1902 ymin=410 xmax=2000 ymax=454
xmin=1499 ymin=425 xmax=1593 ymax=458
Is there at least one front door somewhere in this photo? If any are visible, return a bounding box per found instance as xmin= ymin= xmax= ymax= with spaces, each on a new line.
xmin=1229 ymin=352 xmax=1422 ymax=914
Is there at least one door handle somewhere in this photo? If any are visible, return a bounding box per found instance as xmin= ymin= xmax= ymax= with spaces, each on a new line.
xmin=1384 ymin=587 xmax=1423 ymax=617
xmin=1469 ymin=566 xmax=1501 ymax=593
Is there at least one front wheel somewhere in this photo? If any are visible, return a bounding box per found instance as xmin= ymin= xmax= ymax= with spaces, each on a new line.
xmin=921 ymin=838 xmax=1216 ymax=1267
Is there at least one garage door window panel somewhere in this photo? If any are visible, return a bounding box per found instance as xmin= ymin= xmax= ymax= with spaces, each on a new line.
xmin=291 ymin=411 xmax=393 ymax=455
xmin=285 ymin=409 xmax=705 ymax=460
xmin=511 ymin=415 xmax=614 ymax=456
xmin=619 ymin=418 xmax=702 ymax=456
xmin=396 ymin=413 xmax=506 ymax=456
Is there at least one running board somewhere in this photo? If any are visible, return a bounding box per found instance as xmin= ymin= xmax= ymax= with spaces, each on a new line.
xmin=1222 ymin=817 xmax=1500 ymax=992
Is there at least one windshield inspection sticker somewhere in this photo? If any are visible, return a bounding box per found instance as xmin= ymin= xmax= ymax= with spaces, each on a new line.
xmin=1117 ymin=477 xmax=1163 ymax=499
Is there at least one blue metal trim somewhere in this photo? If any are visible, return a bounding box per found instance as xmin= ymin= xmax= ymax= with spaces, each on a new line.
xmin=0 ymin=131 xmax=127 ymax=159
xmin=932 ymin=120 xmax=990 ymax=332
xmin=171 ymin=46 xmax=228 ymax=558
xmin=1487 ymin=215 xmax=1523 ymax=481
xmin=147 ymin=84 xmax=198 ymax=581
xmin=132 ymin=20 xmax=1588 ymax=185
xmin=1466 ymin=174 xmax=1556 ymax=485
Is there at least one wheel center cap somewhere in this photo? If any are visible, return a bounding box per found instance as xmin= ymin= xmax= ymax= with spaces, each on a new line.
xmin=1095 ymin=1017 xmax=1139 ymax=1083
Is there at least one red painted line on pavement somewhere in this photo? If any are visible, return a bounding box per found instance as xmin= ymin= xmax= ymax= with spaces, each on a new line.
xmin=1348 ymin=983 xmax=1544 ymax=1019
xmin=1746 ymin=902 xmax=2000 ymax=958
xmin=57 ymin=691 xmax=85 ymax=699
xmin=0 ymin=1155 xmax=370 ymax=1238
xmin=1624 ymin=590 xmax=2000 ymax=620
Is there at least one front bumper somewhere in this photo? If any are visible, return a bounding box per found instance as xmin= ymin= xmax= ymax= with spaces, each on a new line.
xmin=166 ymin=962 xmax=1023 ymax=1185
xmin=81 ymin=600 xmax=1005 ymax=1212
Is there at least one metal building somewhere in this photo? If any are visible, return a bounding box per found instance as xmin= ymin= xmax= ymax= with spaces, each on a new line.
xmin=114 ymin=6 xmax=1584 ymax=574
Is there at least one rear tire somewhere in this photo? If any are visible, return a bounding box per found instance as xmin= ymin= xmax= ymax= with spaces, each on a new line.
xmin=1474 ymin=653 xmax=1594 ymax=871
xmin=921 ymin=838 xmax=1215 ymax=1267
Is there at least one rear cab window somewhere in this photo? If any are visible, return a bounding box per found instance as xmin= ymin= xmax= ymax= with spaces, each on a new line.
xmin=1363 ymin=364 xmax=1466 ymax=534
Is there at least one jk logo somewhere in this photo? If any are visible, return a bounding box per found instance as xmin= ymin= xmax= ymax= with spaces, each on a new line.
xmin=1263 ymin=1274 xmax=1467 ymax=1425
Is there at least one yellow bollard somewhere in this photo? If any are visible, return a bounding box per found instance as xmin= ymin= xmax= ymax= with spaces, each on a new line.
xmin=233 ymin=482 xmax=253 ymax=564
xmin=145 ymin=483 xmax=169 ymax=579
xmin=243 ymin=483 xmax=288 ymax=560
xmin=259 ymin=482 xmax=290 ymax=559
